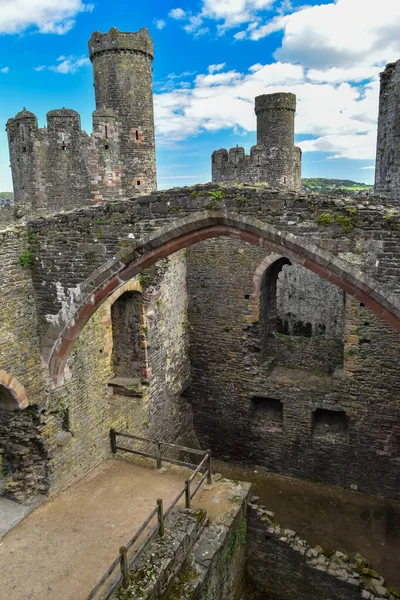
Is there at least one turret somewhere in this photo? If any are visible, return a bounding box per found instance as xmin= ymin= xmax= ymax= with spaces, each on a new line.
xmin=375 ymin=60 xmax=400 ymax=203
xmin=255 ymin=93 xmax=296 ymax=149
xmin=88 ymin=27 xmax=156 ymax=196
xmin=211 ymin=93 xmax=301 ymax=190
xmin=254 ymin=93 xmax=297 ymax=188
xmin=6 ymin=109 xmax=39 ymax=209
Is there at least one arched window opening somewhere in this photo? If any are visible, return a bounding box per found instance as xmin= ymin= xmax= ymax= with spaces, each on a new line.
xmin=259 ymin=257 xmax=291 ymax=355
xmin=259 ymin=261 xmax=345 ymax=374
xmin=111 ymin=291 xmax=146 ymax=382
xmin=0 ymin=385 xmax=21 ymax=411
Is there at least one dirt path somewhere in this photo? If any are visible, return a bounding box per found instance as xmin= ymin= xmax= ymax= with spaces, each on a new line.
xmin=0 ymin=459 xmax=198 ymax=600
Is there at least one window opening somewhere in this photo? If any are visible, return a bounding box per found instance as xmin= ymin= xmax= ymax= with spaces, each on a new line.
xmin=0 ymin=385 xmax=20 ymax=411
xmin=252 ymin=397 xmax=283 ymax=430
xmin=111 ymin=291 xmax=146 ymax=380
xmin=312 ymin=409 xmax=349 ymax=440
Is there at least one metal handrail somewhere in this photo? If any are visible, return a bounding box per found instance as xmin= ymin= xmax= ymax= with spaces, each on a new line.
xmin=85 ymin=430 xmax=212 ymax=600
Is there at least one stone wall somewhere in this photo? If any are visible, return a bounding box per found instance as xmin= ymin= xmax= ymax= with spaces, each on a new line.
xmin=246 ymin=500 xmax=400 ymax=600
xmin=0 ymin=219 xmax=194 ymax=498
xmin=0 ymin=227 xmax=50 ymax=499
xmin=161 ymin=479 xmax=251 ymax=600
xmin=45 ymin=253 xmax=194 ymax=494
xmin=374 ymin=60 xmax=400 ymax=204
xmin=212 ymin=93 xmax=301 ymax=190
xmin=6 ymin=27 xmax=156 ymax=221
xmin=186 ymin=234 xmax=400 ymax=499
xmin=0 ymin=184 xmax=399 ymax=500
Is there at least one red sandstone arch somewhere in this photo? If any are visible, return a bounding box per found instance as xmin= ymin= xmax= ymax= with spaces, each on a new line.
xmin=41 ymin=213 xmax=400 ymax=385
xmin=0 ymin=371 xmax=29 ymax=410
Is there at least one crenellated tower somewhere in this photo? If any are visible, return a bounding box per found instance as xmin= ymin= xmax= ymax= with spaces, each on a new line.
xmin=212 ymin=92 xmax=301 ymax=190
xmin=88 ymin=27 xmax=156 ymax=197
xmin=374 ymin=60 xmax=400 ymax=203
xmin=6 ymin=27 xmax=156 ymax=217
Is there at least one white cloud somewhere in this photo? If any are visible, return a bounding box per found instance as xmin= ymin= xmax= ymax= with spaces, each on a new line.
xmin=34 ymin=65 xmax=46 ymax=72
xmin=245 ymin=0 xmax=400 ymax=72
xmin=168 ymin=0 xmax=276 ymax=34
xmin=48 ymin=55 xmax=90 ymax=74
xmin=169 ymin=8 xmax=187 ymax=19
xmin=154 ymin=60 xmax=380 ymax=161
xmin=361 ymin=165 xmax=376 ymax=170
xmin=0 ymin=67 xmax=10 ymax=74
xmin=168 ymin=71 xmax=197 ymax=80
xmin=306 ymin=65 xmax=382 ymax=84
xmin=156 ymin=0 xmax=400 ymax=165
xmin=208 ymin=63 xmax=226 ymax=73
xmin=298 ymin=132 xmax=377 ymax=161
xmin=0 ymin=0 xmax=93 ymax=35
xmin=154 ymin=18 xmax=166 ymax=30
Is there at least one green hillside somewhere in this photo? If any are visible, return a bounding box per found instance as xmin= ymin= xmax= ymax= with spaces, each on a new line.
xmin=0 ymin=192 xmax=14 ymax=206
xmin=302 ymin=178 xmax=373 ymax=194
xmin=0 ymin=180 xmax=375 ymax=205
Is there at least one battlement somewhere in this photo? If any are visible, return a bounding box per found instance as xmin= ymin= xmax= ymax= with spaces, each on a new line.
xmin=379 ymin=60 xmax=400 ymax=88
xmin=212 ymin=93 xmax=301 ymax=190
xmin=88 ymin=27 xmax=154 ymax=61
xmin=255 ymin=92 xmax=296 ymax=114
xmin=6 ymin=26 xmax=156 ymax=217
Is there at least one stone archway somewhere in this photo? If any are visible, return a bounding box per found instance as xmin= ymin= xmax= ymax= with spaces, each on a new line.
xmin=0 ymin=371 xmax=29 ymax=411
xmin=41 ymin=213 xmax=400 ymax=385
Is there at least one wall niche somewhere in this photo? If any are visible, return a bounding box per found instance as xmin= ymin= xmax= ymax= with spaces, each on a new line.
xmin=312 ymin=409 xmax=349 ymax=441
xmin=252 ymin=397 xmax=283 ymax=431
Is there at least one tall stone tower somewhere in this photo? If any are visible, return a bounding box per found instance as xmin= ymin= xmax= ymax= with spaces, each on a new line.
xmin=212 ymin=92 xmax=301 ymax=190
xmin=7 ymin=27 xmax=157 ymax=218
xmin=89 ymin=27 xmax=157 ymax=196
xmin=375 ymin=60 xmax=400 ymax=203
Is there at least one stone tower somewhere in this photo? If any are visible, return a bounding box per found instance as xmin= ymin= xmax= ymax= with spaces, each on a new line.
xmin=212 ymin=92 xmax=301 ymax=190
xmin=374 ymin=60 xmax=400 ymax=203
xmin=7 ymin=27 xmax=156 ymax=217
xmin=89 ymin=27 xmax=157 ymax=197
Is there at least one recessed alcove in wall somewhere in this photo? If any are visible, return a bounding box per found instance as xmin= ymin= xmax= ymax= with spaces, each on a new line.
xmin=252 ymin=397 xmax=283 ymax=431
xmin=312 ymin=409 xmax=349 ymax=441
xmin=258 ymin=258 xmax=345 ymax=374
xmin=111 ymin=290 xmax=146 ymax=380
xmin=0 ymin=385 xmax=21 ymax=411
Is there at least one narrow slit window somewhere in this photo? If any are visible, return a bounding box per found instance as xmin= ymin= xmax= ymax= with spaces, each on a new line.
xmin=136 ymin=130 xmax=140 ymax=141
xmin=137 ymin=180 xmax=141 ymax=186
xmin=105 ymin=125 xmax=108 ymax=139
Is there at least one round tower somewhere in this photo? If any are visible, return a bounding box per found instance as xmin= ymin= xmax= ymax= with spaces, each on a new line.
xmin=255 ymin=93 xmax=297 ymax=188
xmin=6 ymin=108 xmax=39 ymax=208
xmin=374 ymin=60 xmax=400 ymax=202
xmin=88 ymin=27 xmax=156 ymax=196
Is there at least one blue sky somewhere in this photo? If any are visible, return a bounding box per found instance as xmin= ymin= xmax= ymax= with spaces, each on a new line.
xmin=0 ymin=0 xmax=399 ymax=191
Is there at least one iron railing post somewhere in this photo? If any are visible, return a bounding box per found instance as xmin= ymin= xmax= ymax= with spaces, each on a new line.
xmin=155 ymin=440 xmax=162 ymax=469
xmin=157 ymin=498 xmax=165 ymax=537
xmin=110 ymin=429 xmax=117 ymax=454
xmin=119 ymin=546 xmax=129 ymax=589
xmin=185 ymin=480 xmax=191 ymax=508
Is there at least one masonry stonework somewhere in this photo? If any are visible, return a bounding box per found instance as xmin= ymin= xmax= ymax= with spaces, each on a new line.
xmin=1 ymin=21 xmax=400 ymax=553
xmin=212 ymin=93 xmax=302 ymax=190
xmin=375 ymin=59 xmax=400 ymax=203
xmin=6 ymin=27 xmax=156 ymax=219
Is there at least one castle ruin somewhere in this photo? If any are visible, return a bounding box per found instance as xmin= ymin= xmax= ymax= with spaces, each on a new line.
xmin=6 ymin=27 xmax=156 ymax=216
xmin=212 ymin=92 xmax=301 ymax=190
xmin=0 ymin=26 xmax=400 ymax=600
